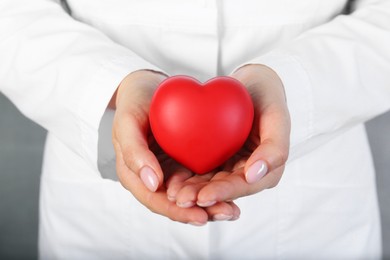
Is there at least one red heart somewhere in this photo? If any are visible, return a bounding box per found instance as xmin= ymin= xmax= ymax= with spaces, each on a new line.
xmin=149 ymin=76 xmax=254 ymax=174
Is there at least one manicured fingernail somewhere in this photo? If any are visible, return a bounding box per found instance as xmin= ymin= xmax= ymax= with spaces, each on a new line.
xmin=197 ymin=200 xmax=217 ymax=207
xmin=213 ymin=214 xmax=233 ymax=221
xmin=167 ymin=187 xmax=178 ymax=202
xmin=189 ymin=221 xmax=206 ymax=226
xmin=140 ymin=166 xmax=158 ymax=192
xmin=245 ymin=160 xmax=268 ymax=184
xmin=167 ymin=194 xmax=176 ymax=202
xmin=230 ymin=214 xmax=240 ymax=221
xmin=177 ymin=201 xmax=195 ymax=208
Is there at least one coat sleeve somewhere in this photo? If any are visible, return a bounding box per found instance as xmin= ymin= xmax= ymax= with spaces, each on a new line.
xmin=0 ymin=0 xmax=162 ymax=174
xmin=244 ymin=0 xmax=390 ymax=161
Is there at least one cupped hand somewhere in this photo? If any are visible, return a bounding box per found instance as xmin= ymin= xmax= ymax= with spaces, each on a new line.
xmin=111 ymin=70 xmax=240 ymax=225
xmin=167 ymin=64 xmax=291 ymax=208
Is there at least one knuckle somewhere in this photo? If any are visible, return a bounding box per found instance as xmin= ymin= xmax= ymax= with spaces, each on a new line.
xmin=266 ymin=167 xmax=284 ymax=189
xmin=122 ymin=146 xmax=140 ymax=172
xmin=273 ymin=146 xmax=289 ymax=167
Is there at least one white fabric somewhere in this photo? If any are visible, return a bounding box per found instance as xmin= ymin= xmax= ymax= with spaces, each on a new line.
xmin=0 ymin=0 xmax=389 ymax=259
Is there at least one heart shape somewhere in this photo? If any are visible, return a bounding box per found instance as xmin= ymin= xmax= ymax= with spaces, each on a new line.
xmin=149 ymin=76 xmax=254 ymax=174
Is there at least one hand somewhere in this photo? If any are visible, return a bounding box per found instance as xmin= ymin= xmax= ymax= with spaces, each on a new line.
xmin=111 ymin=70 xmax=240 ymax=224
xmin=167 ymin=64 xmax=291 ymax=208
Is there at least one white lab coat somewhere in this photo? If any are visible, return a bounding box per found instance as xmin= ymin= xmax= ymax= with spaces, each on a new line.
xmin=1 ymin=0 xmax=389 ymax=259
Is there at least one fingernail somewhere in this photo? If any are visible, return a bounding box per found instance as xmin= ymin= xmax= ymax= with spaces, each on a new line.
xmin=140 ymin=166 xmax=159 ymax=192
xmin=245 ymin=160 xmax=268 ymax=184
xmin=230 ymin=214 xmax=240 ymax=221
xmin=167 ymin=194 xmax=176 ymax=202
xmin=189 ymin=221 xmax=206 ymax=226
xmin=167 ymin=188 xmax=177 ymax=202
xmin=197 ymin=200 xmax=216 ymax=207
xmin=213 ymin=214 xmax=233 ymax=221
xmin=177 ymin=201 xmax=195 ymax=208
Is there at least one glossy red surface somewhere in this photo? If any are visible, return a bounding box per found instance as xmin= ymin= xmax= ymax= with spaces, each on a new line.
xmin=150 ymin=76 xmax=254 ymax=174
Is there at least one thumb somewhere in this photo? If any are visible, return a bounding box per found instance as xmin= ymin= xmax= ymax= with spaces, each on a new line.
xmin=113 ymin=113 xmax=163 ymax=192
xmin=231 ymin=64 xmax=290 ymax=185
xmin=244 ymin=104 xmax=290 ymax=185
xmin=244 ymin=140 xmax=288 ymax=186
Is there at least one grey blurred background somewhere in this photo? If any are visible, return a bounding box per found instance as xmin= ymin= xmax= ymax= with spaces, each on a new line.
xmin=0 ymin=92 xmax=389 ymax=259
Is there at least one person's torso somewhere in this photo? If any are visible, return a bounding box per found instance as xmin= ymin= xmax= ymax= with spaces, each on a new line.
xmin=67 ymin=0 xmax=347 ymax=81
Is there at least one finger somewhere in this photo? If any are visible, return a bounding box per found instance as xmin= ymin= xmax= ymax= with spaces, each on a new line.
xmin=115 ymin=147 xmax=208 ymax=225
xmin=112 ymin=71 xmax=167 ymax=192
xmin=197 ymin=167 xmax=284 ymax=204
xmin=173 ymin=173 xmax=215 ymax=208
xmin=165 ymin=166 xmax=193 ymax=202
xmin=244 ymin=104 xmax=290 ymax=184
xmin=204 ymin=201 xmax=241 ymax=221
xmin=229 ymin=201 xmax=241 ymax=221
xmin=113 ymin=112 xmax=163 ymax=192
xmin=231 ymin=64 xmax=291 ymax=184
xmin=175 ymin=182 xmax=207 ymax=208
